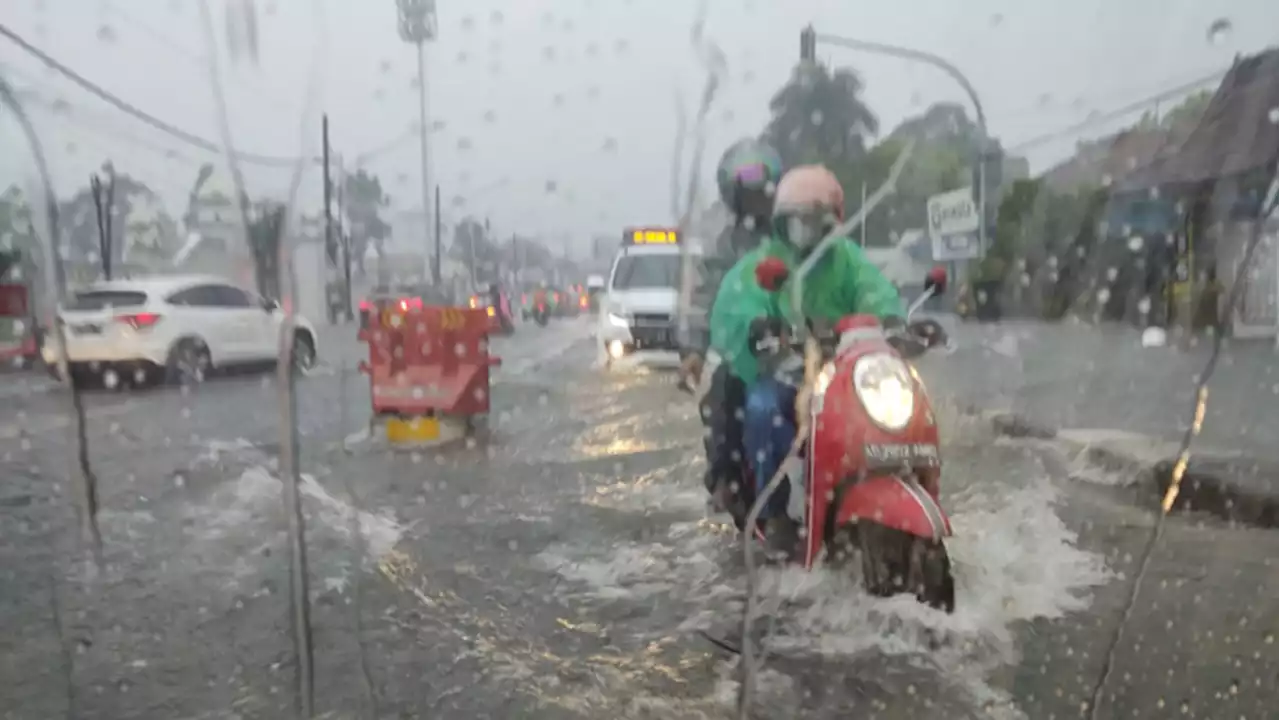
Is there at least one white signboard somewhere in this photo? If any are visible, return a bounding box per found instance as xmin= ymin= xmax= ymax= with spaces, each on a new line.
xmin=926 ymin=187 xmax=980 ymax=239
xmin=931 ymin=232 xmax=981 ymax=262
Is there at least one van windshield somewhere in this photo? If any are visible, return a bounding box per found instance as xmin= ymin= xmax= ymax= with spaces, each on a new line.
xmin=611 ymin=254 xmax=681 ymax=291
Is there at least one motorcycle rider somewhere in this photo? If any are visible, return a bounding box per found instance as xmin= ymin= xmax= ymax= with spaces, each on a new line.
xmin=707 ymin=164 xmax=939 ymax=553
xmin=681 ymin=138 xmax=784 ymax=386
xmin=683 ymin=138 xmax=784 ymax=510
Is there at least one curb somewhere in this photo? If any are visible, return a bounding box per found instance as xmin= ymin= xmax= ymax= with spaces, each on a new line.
xmin=987 ymin=411 xmax=1279 ymax=530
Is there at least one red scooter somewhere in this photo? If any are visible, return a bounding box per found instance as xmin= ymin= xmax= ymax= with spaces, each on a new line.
xmin=731 ymin=262 xmax=955 ymax=611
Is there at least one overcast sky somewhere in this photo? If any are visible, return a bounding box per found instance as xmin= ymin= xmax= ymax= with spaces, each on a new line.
xmin=1 ymin=0 xmax=1276 ymax=252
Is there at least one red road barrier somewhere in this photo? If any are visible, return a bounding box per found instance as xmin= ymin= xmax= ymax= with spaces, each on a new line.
xmin=357 ymin=305 xmax=501 ymax=417
xmin=0 ymin=282 xmax=37 ymax=366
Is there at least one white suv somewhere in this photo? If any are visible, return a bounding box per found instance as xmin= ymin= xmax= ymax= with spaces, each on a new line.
xmin=41 ymin=274 xmax=318 ymax=387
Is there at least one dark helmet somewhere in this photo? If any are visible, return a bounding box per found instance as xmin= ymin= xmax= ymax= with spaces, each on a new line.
xmin=715 ymin=138 xmax=784 ymax=221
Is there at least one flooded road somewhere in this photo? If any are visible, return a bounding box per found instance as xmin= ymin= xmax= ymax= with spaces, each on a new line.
xmin=0 ymin=319 xmax=1275 ymax=719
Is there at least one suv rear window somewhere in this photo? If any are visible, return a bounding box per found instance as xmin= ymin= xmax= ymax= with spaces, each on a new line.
xmin=65 ymin=290 xmax=148 ymax=311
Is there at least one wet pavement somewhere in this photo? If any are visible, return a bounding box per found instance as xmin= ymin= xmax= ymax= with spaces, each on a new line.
xmin=0 ymin=318 xmax=1276 ymax=719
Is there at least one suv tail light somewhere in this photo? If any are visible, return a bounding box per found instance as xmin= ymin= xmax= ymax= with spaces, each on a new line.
xmin=116 ymin=312 xmax=161 ymax=330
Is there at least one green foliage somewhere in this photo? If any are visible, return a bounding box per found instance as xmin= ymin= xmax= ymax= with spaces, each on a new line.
xmin=976 ymin=178 xmax=1041 ymax=282
xmin=763 ymin=63 xmax=878 ymax=170
xmin=343 ymin=169 xmax=390 ymax=271
xmin=247 ymin=202 xmax=285 ymax=300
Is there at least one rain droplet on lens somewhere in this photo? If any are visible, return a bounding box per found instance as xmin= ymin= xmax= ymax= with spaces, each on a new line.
xmin=1206 ymin=18 xmax=1233 ymax=46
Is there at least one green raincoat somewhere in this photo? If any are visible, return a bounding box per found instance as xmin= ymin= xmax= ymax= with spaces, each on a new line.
xmin=708 ymin=235 xmax=905 ymax=384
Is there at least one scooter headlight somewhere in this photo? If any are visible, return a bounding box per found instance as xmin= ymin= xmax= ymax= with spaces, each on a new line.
xmin=851 ymin=353 xmax=915 ymax=432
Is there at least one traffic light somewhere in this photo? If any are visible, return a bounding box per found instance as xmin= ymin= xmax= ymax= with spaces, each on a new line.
xmin=800 ymin=26 xmax=817 ymax=62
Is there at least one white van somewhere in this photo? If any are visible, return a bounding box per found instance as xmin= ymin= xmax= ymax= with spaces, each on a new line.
xmin=597 ymin=227 xmax=700 ymax=365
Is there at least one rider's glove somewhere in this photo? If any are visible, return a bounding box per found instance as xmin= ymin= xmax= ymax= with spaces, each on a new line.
xmin=748 ymin=316 xmax=788 ymax=358
xmin=908 ymin=318 xmax=948 ymax=348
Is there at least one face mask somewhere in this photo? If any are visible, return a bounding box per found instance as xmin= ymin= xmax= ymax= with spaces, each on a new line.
xmin=782 ymin=212 xmax=834 ymax=253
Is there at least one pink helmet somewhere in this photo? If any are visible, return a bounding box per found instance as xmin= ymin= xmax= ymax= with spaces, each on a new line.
xmin=771 ymin=165 xmax=845 ymax=222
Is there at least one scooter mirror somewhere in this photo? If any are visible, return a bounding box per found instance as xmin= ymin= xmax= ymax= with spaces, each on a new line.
xmin=923 ymin=266 xmax=948 ymax=296
xmin=755 ymin=256 xmax=790 ymax=292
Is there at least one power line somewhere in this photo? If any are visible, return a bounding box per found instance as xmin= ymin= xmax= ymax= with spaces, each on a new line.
xmin=0 ymin=22 xmax=405 ymax=171
xmin=100 ymin=0 xmax=297 ymax=112
xmin=1006 ymin=66 xmax=1230 ymax=154
xmin=0 ymin=23 xmax=306 ymax=167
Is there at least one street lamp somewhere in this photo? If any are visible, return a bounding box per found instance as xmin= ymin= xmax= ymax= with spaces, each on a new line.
xmin=1264 ymin=105 xmax=1274 ymax=351
xmin=395 ymin=0 xmax=437 ymax=283
xmin=801 ymin=26 xmax=996 ymax=260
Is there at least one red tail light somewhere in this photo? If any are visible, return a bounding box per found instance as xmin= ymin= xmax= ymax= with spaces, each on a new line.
xmin=116 ymin=312 xmax=161 ymax=330
xmin=398 ymin=299 xmax=408 ymax=311
xmin=579 ymin=296 xmax=588 ymax=308
xmin=468 ymin=296 xmax=478 ymax=309
xmin=359 ymin=299 xmax=372 ymax=310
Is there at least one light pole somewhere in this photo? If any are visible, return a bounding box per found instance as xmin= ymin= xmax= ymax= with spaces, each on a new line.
xmin=396 ymin=0 xmax=437 ymax=284
xmin=801 ymin=26 xmax=995 ymax=261
xmin=1264 ymin=106 xmax=1274 ymax=351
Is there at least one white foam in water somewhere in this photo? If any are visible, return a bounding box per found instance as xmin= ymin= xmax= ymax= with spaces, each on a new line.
xmin=537 ymin=452 xmax=1113 ymax=716
xmin=178 ymin=465 xmax=404 ymax=591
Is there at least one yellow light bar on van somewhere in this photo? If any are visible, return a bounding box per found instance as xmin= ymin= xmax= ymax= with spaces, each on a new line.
xmin=624 ymin=227 xmax=680 ymax=245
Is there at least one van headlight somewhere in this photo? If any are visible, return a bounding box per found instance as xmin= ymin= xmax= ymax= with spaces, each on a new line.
xmin=851 ymin=353 xmax=915 ymax=431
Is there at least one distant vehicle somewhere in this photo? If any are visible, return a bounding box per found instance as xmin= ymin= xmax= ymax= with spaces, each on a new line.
xmin=468 ymin=283 xmax=516 ymax=334
xmin=555 ymin=284 xmax=586 ymax=317
xmin=42 ymin=274 xmax=319 ymax=388
xmin=597 ymin=226 xmax=696 ymax=365
xmin=359 ymin=282 xmax=447 ymax=329
xmin=584 ymin=274 xmax=606 ymax=312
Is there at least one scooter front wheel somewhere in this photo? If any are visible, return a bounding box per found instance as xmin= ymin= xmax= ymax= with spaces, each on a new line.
xmin=856 ymin=522 xmax=955 ymax=613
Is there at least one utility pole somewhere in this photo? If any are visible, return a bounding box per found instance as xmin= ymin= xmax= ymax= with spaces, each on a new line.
xmin=860 ymin=181 xmax=868 ymax=248
xmin=335 ymin=155 xmax=354 ymax=322
xmin=433 ymin=184 xmax=441 ymax=286
xmin=802 ymin=25 xmax=992 ymax=269
xmin=321 ymin=114 xmax=336 ymax=323
xmin=395 ymin=0 xmax=437 ymax=284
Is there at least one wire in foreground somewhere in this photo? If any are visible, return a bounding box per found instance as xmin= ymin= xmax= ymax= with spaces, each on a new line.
xmin=1084 ymin=176 xmax=1278 ymax=719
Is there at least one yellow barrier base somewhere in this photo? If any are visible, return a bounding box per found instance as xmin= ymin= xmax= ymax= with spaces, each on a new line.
xmin=382 ymin=414 xmax=467 ymax=447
